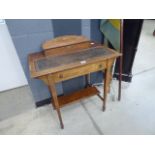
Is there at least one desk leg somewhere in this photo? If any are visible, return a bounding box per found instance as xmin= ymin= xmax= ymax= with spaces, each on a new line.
xmin=48 ymin=77 xmax=64 ymax=129
xmin=103 ymin=67 xmax=110 ymax=111
xmin=85 ymin=74 xmax=90 ymax=87
xmin=48 ymin=86 xmax=56 ymax=109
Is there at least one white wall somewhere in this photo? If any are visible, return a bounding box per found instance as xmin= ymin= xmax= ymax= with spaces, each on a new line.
xmin=0 ymin=20 xmax=28 ymax=92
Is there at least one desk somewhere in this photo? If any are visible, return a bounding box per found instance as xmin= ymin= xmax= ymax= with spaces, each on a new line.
xmin=28 ymin=35 xmax=121 ymax=129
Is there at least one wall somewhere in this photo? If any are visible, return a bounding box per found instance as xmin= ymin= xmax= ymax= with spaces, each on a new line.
xmin=0 ymin=21 xmax=28 ymax=92
xmin=6 ymin=19 xmax=103 ymax=104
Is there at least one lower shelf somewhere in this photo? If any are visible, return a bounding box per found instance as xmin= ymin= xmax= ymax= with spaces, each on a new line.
xmin=58 ymin=86 xmax=100 ymax=107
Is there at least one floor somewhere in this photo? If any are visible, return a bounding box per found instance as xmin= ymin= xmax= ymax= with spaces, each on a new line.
xmin=0 ymin=20 xmax=155 ymax=135
xmin=0 ymin=86 xmax=35 ymax=121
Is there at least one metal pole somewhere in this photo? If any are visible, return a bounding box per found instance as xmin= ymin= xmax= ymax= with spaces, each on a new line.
xmin=118 ymin=19 xmax=123 ymax=101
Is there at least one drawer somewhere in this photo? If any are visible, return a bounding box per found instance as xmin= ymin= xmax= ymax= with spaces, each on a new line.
xmin=52 ymin=61 xmax=107 ymax=83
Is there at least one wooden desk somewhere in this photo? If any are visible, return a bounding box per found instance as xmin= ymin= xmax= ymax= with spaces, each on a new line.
xmin=28 ymin=35 xmax=121 ymax=129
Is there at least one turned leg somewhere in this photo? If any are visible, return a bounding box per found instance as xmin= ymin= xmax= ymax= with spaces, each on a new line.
xmin=48 ymin=76 xmax=64 ymax=129
xmin=103 ymin=67 xmax=111 ymax=111
xmin=107 ymin=71 xmax=112 ymax=93
xmin=48 ymin=86 xmax=56 ymax=109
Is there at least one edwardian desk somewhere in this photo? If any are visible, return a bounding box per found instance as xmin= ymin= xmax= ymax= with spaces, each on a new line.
xmin=28 ymin=35 xmax=121 ymax=129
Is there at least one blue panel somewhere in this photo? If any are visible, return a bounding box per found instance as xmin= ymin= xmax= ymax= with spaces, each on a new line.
xmin=12 ymin=36 xmax=30 ymax=60
xmin=6 ymin=19 xmax=53 ymax=36
xmin=52 ymin=19 xmax=81 ymax=37
xmin=12 ymin=32 xmax=54 ymax=61
xmin=90 ymin=19 xmax=103 ymax=43
xmin=6 ymin=19 xmax=63 ymax=102
xmin=62 ymin=77 xmax=85 ymax=95
xmin=81 ymin=19 xmax=91 ymax=39
xmin=90 ymin=72 xmax=103 ymax=84
xmin=27 ymin=32 xmax=54 ymax=51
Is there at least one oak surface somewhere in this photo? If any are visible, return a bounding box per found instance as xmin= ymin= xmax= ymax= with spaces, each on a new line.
xmin=28 ymin=35 xmax=121 ymax=129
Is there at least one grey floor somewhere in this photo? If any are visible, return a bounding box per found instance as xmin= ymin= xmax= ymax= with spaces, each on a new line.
xmin=0 ymin=86 xmax=35 ymax=121
xmin=0 ymin=20 xmax=155 ymax=134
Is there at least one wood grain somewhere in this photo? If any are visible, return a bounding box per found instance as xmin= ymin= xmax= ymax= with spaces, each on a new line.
xmin=47 ymin=75 xmax=64 ymax=129
xmin=50 ymin=60 xmax=106 ymax=83
xmin=42 ymin=35 xmax=89 ymax=50
xmin=29 ymin=46 xmax=121 ymax=78
xmin=28 ymin=35 xmax=122 ymax=129
xmin=43 ymin=41 xmax=98 ymax=57
xmin=58 ymin=86 xmax=99 ymax=107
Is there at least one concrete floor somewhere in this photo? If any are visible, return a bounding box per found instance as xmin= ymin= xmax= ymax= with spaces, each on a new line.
xmin=0 ymin=20 xmax=155 ymax=134
xmin=0 ymin=86 xmax=35 ymax=121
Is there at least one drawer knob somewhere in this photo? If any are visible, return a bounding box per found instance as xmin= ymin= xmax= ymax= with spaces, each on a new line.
xmin=99 ymin=64 xmax=103 ymax=68
xmin=59 ymin=74 xmax=63 ymax=78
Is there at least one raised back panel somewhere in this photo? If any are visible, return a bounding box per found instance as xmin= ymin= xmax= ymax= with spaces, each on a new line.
xmin=42 ymin=35 xmax=89 ymax=50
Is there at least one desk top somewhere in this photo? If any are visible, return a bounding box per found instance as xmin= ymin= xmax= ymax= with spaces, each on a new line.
xmin=28 ymin=36 xmax=121 ymax=78
xmin=36 ymin=46 xmax=114 ymax=71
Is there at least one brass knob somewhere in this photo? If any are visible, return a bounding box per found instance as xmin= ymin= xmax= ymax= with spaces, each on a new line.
xmin=59 ymin=74 xmax=63 ymax=78
xmin=99 ymin=64 xmax=102 ymax=68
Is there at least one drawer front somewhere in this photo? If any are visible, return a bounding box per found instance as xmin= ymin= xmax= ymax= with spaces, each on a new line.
xmin=52 ymin=61 xmax=107 ymax=83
